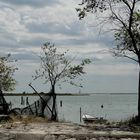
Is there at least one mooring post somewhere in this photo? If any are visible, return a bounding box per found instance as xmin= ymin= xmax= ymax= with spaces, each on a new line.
xmin=35 ymin=102 xmax=38 ymax=115
xmin=21 ymin=96 xmax=24 ymax=105
xmin=37 ymin=100 xmax=40 ymax=107
xmin=80 ymin=107 xmax=82 ymax=123
xmin=26 ymin=97 xmax=29 ymax=105
xmin=60 ymin=100 xmax=62 ymax=107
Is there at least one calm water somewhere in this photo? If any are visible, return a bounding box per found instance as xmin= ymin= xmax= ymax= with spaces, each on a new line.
xmin=5 ymin=94 xmax=138 ymax=123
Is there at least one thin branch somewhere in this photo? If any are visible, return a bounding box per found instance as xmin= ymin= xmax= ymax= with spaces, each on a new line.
xmin=109 ymin=1 xmax=128 ymax=29
xmin=110 ymin=49 xmax=138 ymax=63
xmin=122 ymin=0 xmax=132 ymax=11
xmin=28 ymin=83 xmax=52 ymax=113
xmin=55 ymin=57 xmax=75 ymax=82
xmin=123 ymin=54 xmax=138 ymax=62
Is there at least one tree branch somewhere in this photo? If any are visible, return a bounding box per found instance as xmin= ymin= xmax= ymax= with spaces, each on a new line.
xmin=111 ymin=49 xmax=138 ymax=63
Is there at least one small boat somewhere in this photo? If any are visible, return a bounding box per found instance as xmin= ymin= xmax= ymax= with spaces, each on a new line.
xmin=82 ymin=114 xmax=106 ymax=123
xmin=82 ymin=114 xmax=97 ymax=122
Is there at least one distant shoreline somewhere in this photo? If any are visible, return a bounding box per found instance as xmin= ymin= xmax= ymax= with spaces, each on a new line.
xmin=3 ymin=93 xmax=90 ymax=96
xmin=3 ymin=92 xmax=137 ymax=96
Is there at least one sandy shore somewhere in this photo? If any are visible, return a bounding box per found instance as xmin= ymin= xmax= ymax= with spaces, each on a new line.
xmin=0 ymin=122 xmax=140 ymax=140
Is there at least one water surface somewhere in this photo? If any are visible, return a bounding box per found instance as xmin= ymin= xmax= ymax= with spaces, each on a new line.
xmin=5 ymin=93 xmax=138 ymax=123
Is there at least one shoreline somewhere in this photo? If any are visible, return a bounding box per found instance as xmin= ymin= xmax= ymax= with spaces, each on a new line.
xmin=3 ymin=93 xmax=90 ymax=96
xmin=3 ymin=92 xmax=137 ymax=96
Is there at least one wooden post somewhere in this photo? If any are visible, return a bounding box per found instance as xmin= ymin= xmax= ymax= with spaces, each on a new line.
xmin=21 ymin=96 xmax=24 ymax=105
xmin=26 ymin=97 xmax=29 ymax=105
xmin=60 ymin=100 xmax=62 ymax=107
xmin=37 ymin=100 xmax=40 ymax=107
xmin=80 ymin=107 xmax=82 ymax=123
xmin=35 ymin=102 xmax=38 ymax=115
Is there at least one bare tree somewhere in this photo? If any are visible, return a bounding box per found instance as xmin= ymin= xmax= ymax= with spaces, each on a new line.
xmin=34 ymin=42 xmax=91 ymax=120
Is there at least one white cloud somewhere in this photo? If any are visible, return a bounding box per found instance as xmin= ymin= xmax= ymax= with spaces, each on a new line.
xmin=0 ymin=7 xmax=26 ymax=33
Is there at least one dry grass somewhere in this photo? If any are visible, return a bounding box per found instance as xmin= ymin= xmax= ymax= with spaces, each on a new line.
xmin=7 ymin=115 xmax=49 ymax=125
xmin=0 ymin=115 xmax=50 ymax=129
xmin=117 ymin=115 xmax=140 ymax=132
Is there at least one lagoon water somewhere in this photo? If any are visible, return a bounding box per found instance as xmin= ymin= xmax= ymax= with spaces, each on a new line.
xmin=5 ymin=93 xmax=138 ymax=123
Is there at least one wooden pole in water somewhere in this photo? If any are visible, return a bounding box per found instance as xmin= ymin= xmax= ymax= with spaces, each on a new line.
xmin=80 ymin=107 xmax=82 ymax=123
xmin=26 ymin=97 xmax=29 ymax=105
xmin=60 ymin=100 xmax=62 ymax=107
xmin=21 ymin=96 xmax=24 ymax=105
xmin=35 ymin=102 xmax=38 ymax=115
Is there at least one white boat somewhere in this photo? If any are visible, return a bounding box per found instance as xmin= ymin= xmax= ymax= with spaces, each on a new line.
xmin=82 ymin=114 xmax=106 ymax=123
xmin=82 ymin=114 xmax=97 ymax=122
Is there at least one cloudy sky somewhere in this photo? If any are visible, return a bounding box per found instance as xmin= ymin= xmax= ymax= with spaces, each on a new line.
xmin=0 ymin=0 xmax=138 ymax=93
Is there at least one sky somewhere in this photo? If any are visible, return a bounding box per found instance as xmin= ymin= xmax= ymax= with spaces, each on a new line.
xmin=0 ymin=0 xmax=138 ymax=93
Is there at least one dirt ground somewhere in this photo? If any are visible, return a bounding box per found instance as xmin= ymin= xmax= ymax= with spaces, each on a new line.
xmin=0 ymin=121 xmax=140 ymax=140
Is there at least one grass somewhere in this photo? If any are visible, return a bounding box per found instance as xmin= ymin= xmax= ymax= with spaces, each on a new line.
xmin=1 ymin=114 xmax=140 ymax=132
xmin=0 ymin=115 xmax=49 ymax=126
xmin=119 ymin=115 xmax=140 ymax=125
xmin=118 ymin=115 xmax=140 ymax=132
xmin=0 ymin=114 xmax=68 ymax=125
xmin=12 ymin=115 xmax=49 ymax=123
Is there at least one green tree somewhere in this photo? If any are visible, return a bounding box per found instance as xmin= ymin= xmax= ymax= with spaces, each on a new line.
xmin=77 ymin=0 xmax=140 ymax=121
xmin=34 ymin=42 xmax=91 ymax=120
xmin=0 ymin=54 xmax=17 ymax=114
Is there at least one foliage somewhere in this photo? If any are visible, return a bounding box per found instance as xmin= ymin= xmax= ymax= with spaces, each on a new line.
xmin=0 ymin=54 xmax=17 ymax=92
xmin=114 ymin=11 xmax=140 ymax=62
xmin=34 ymin=42 xmax=91 ymax=91
xmin=77 ymin=0 xmax=139 ymax=19
xmin=77 ymin=0 xmax=140 ymax=61
xmin=118 ymin=115 xmax=140 ymax=132
xmin=76 ymin=0 xmax=108 ymax=19
xmin=32 ymin=42 xmax=91 ymax=121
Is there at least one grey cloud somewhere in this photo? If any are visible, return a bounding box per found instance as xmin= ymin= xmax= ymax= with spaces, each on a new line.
xmin=0 ymin=35 xmax=19 ymax=49
xmin=26 ymin=21 xmax=84 ymax=36
xmin=12 ymin=52 xmax=38 ymax=61
xmin=20 ymin=38 xmax=46 ymax=47
xmin=56 ymin=36 xmax=113 ymax=48
xmin=0 ymin=49 xmax=38 ymax=62
xmin=0 ymin=28 xmax=48 ymax=49
xmin=0 ymin=0 xmax=60 ymax=7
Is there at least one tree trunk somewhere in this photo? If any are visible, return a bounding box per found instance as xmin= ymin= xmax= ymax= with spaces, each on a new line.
xmin=51 ymin=84 xmax=57 ymax=121
xmin=0 ymin=85 xmax=8 ymax=114
xmin=138 ymin=61 xmax=140 ymax=122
